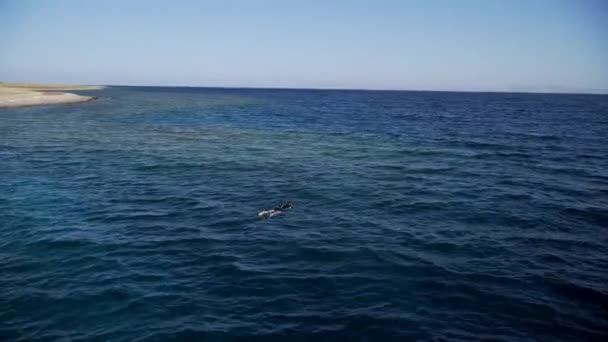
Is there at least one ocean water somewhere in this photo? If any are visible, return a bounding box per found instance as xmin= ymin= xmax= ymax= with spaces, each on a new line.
xmin=1 ymin=87 xmax=607 ymax=341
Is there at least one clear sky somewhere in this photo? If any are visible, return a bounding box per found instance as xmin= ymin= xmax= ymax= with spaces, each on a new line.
xmin=1 ymin=0 xmax=607 ymax=93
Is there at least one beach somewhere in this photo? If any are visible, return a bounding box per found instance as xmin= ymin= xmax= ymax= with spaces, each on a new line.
xmin=0 ymin=82 xmax=103 ymax=108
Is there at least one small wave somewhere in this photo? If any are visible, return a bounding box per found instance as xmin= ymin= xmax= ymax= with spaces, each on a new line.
xmin=91 ymin=211 xmax=181 ymax=223
xmin=560 ymin=205 xmax=608 ymax=226
xmin=133 ymin=162 xmax=209 ymax=172
xmin=537 ymin=274 xmax=608 ymax=311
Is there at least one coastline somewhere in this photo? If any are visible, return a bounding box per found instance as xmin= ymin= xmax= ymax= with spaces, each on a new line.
xmin=0 ymin=82 xmax=103 ymax=108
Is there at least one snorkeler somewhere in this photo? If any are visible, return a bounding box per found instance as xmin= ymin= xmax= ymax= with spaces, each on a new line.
xmin=257 ymin=201 xmax=294 ymax=218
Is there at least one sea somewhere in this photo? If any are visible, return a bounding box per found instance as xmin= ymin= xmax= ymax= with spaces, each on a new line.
xmin=1 ymin=86 xmax=607 ymax=341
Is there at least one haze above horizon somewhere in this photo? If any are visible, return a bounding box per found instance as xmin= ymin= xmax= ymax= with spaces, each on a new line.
xmin=1 ymin=0 xmax=607 ymax=94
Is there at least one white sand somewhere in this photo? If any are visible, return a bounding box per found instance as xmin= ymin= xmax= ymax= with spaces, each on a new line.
xmin=0 ymin=82 xmax=101 ymax=108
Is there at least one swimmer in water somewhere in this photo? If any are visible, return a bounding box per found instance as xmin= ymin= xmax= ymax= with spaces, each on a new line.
xmin=258 ymin=201 xmax=293 ymax=218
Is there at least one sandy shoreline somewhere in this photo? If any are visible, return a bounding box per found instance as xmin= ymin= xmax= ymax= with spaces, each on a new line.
xmin=0 ymin=82 xmax=103 ymax=108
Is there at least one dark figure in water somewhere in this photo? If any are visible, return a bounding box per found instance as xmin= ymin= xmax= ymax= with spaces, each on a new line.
xmin=275 ymin=201 xmax=293 ymax=211
xmin=258 ymin=201 xmax=294 ymax=218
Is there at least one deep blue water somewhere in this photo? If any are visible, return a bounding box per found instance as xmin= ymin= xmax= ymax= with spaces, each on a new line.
xmin=1 ymin=87 xmax=607 ymax=341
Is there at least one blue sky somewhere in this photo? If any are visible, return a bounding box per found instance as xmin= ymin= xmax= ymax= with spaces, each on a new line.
xmin=1 ymin=0 xmax=606 ymax=93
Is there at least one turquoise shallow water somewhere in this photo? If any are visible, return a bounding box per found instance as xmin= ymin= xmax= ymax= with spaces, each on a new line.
xmin=1 ymin=87 xmax=608 ymax=341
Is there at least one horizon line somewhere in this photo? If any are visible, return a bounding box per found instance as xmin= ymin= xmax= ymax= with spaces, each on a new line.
xmin=3 ymin=79 xmax=607 ymax=96
xmin=100 ymin=83 xmax=608 ymax=96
